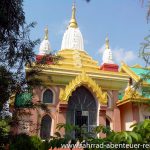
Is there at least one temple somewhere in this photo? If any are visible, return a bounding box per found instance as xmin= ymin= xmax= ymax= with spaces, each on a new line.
xmin=11 ymin=4 xmax=150 ymax=139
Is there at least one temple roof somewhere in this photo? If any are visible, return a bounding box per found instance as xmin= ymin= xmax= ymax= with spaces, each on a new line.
xmin=117 ymin=62 xmax=150 ymax=106
xmin=61 ymin=3 xmax=84 ymax=51
xmin=26 ymin=4 xmax=129 ymax=92
xmin=39 ymin=27 xmax=51 ymax=55
xmin=130 ymin=67 xmax=150 ymax=84
xmin=56 ymin=49 xmax=99 ymax=72
xmin=102 ymin=35 xmax=114 ymax=64
xmin=120 ymin=62 xmax=150 ymax=85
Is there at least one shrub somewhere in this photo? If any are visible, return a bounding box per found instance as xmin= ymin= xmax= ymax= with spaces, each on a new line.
xmin=9 ymin=134 xmax=42 ymax=150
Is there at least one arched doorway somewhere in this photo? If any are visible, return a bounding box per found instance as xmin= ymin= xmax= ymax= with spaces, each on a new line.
xmin=67 ymin=86 xmax=97 ymax=137
xmin=40 ymin=115 xmax=52 ymax=139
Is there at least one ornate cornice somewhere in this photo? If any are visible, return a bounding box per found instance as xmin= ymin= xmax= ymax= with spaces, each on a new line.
xmin=122 ymin=86 xmax=142 ymax=100
xmin=120 ymin=62 xmax=150 ymax=87
xmin=117 ymin=99 xmax=150 ymax=106
xmin=26 ymin=65 xmax=129 ymax=90
xmin=117 ymin=85 xmax=150 ymax=106
xmin=131 ymin=64 xmax=142 ymax=68
xmin=59 ymin=71 xmax=107 ymax=104
xmin=120 ymin=62 xmax=140 ymax=82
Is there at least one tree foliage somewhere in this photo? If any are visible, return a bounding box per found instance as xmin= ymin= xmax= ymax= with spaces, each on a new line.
xmin=0 ymin=0 xmax=38 ymax=69
xmin=49 ymin=120 xmax=150 ymax=149
xmin=9 ymin=134 xmax=42 ymax=150
xmin=140 ymin=35 xmax=150 ymax=66
xmin=0 ymin=117 xmax=11 ymax=150
xmin=0 ymin=0 xmax=40 ymax=110
xmin=8 ymin=120 xmax=150 ymax=150
xmin=0 ymin=0 xmax=48 ymax=148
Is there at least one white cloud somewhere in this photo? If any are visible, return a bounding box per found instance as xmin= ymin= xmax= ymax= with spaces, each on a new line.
xmin=113 ymin=48 xmax=136 ymax=64
xmin=98 ymin=45 xmax=137 ymax=65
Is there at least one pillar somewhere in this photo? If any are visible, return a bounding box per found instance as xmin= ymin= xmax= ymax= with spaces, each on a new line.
xmin=113 ymin=91 xmax=121 ymax=131
xmin=57 ymin=103 xmax=68 ymax=136
xmin=99 ymin=105 xmax=107 ymax=138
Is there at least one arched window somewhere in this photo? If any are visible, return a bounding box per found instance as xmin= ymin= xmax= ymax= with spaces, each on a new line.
xmin=43 ymin=89 xmax=53 ymax=103
xmin=40 ymin=115 xmax=51 ymax=139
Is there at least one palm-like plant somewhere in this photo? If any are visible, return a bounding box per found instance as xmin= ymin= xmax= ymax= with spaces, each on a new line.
xmin=132 ymin=119 xmax=150 ymax=143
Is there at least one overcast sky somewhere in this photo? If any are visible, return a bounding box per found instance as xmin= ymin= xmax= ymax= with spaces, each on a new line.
xmin=24 ymin=0 xmax=149 ymax=66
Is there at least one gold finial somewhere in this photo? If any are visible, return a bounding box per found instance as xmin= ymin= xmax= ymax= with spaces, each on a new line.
xmin=44 ymin=26 xmax=48 ymax=40
xmin=69 ymin=3 xmax=78 ymax=28
xmin=105 ymin=34 xmax=109 ymax=49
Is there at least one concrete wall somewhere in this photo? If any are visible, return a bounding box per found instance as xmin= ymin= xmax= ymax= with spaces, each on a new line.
xmin=12 ymin=85 xmax=61 ymax=137
xmin=120 ymin=102 xmax=134 ymax=131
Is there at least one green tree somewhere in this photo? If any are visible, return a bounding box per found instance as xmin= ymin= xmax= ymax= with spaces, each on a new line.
xmin=9 ymin=134 xmax=42 ymax=150
xmin=0 ymin=0 xmax=60 ymax=148
xmin=0 ymin=0 xmax=39 ymax=111
xmin=0 ymin=117 xmax=10 ymax=150
xmin=0 ymin=0 xmax=38 ymax=147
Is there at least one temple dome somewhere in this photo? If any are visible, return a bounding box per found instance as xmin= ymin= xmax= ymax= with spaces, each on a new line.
xmin=39 ymin=27 xmax=51 ymax=55
xmin=102 ymin=36 xmax=114 ymax=64
xmin=61 ymin=4 xmax=84 ymax=51
xmin=61 ymin=27 xmax=84 ymax=51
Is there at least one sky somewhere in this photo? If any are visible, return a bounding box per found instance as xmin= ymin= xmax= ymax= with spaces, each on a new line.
xmin=23 ymin=0 xmax=149 ymax=66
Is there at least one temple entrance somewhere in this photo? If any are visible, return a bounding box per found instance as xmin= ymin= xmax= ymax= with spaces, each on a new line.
xmin=75 ymin=110 xmax=89 ymax=137
xmin=67 ymin=86 xmax=97 ymax=138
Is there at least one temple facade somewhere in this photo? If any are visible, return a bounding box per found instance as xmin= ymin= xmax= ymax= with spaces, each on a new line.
xmin=11 ymin=4 xmax=150 ymax=139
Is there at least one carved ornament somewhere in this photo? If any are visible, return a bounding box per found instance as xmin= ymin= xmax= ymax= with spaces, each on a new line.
xmin=59 ymin=71 xmax=107 ymax=104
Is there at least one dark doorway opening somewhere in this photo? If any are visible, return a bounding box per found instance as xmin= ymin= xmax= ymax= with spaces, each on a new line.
xmin=40 ymin=115 xmax=51 ymax=139
xmin=67 ymin=86 xmax=97 ymax=138
xmin=75 ymin=110 xmax=88 ymax=137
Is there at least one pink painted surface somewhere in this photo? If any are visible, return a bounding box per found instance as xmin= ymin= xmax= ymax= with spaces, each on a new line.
xmin=99 ymin=109 xmax=106 ymax=138
xmin=11 ymin=86 xmax=60 ymax=136
xmin=132 ymin=103 xmax=139 ymax=122
xmin=106 ymin=110 xmax=113 ymax=130
xmin=119 ymin=102 xmax=133 ymax=130
xmin=12 ymin=85 xmax=132 ymax=138
xmin=112 ymin=91 xmax=121 ymax=131
xmin=57 ymin=104 xmax=68 ymax=135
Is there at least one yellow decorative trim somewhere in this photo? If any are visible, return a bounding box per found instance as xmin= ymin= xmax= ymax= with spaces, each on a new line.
xmin=44 ymin=26 xmax=48 ymax=40
xmin=117 ymin=84 xmax=150 ymax=106
xmin=59 ymin=71 xmax=107 ymax=104
xmin=120 ymin=62 xmax=150 ymax=86
xmin=122 ymin=85 xmax=142 ymax=100
xmin=120 ymin=62 xmax=140 ymax=82
xmin=105 ymin=34 xmax=110 ymax=49
xmin=117 ymin=98 xmax=150 ymax=106
xmin=131 ymin=64 xmax=142 ymax=68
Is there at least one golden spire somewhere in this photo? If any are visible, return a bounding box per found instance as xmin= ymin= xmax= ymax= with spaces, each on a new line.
xmin=44 ymin=26 xmax=48 ymax=40
xmin=105 ymin=34 xmax=109 ymax=49
xmin=69 ymin=3 xmax=78 ymax=28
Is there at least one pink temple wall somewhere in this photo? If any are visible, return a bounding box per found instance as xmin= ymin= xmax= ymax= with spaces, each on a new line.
xmin=120 ymin=102 xmax=134 ymax=131
xmin=12 ymin=85 xmax=123 ymax=137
